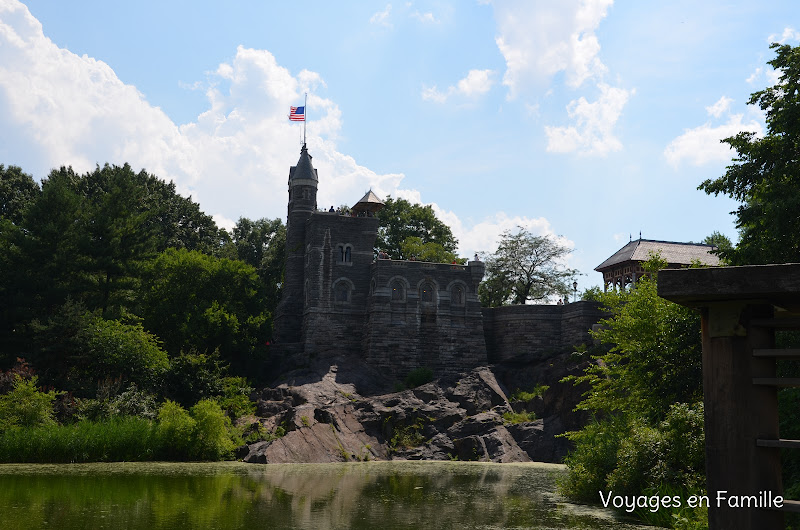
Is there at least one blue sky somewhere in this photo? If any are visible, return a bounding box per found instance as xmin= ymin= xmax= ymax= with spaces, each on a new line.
xmin=1 ymin=1 xmax=798 ymax=290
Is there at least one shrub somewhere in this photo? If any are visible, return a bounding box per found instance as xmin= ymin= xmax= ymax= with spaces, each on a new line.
xmin=0 ymin=375 xmax=58 ymax=429
xmin=404 ymin=367 xmax=434 ymax=389
xmin=215 ymin=376 xmax=255 ymax=419
xmin=189 ymin=399 xmax=236 ymax=460
xmin=156 ymin=400 xmax=196 ymax=460
xmin=510 ymin=384 xmax=549 ymax=402
xmin=502 ymin=411 xmax=537 ymax=424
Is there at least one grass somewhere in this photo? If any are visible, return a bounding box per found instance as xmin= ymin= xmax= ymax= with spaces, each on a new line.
xmin=0 ymin=416 xmax=159 ymax=463
xmin=502 ymin=411 xmax=537 ymax=424
xmin=510 ymin=384 xmax=549 ymax=402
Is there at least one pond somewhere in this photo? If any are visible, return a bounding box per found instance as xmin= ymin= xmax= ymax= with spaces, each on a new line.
xmin=0 ymin=461 xmax=650 ymax=529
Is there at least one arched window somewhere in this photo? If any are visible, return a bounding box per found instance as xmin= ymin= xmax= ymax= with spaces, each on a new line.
xmin=391 ymin=281 xmax=405 ymax=301
xmin=337 ymin=244 xmax=352 ymax=263
xmin=420 ymin=282 xmax=435 ymax=304
xmin=335 ymin=283 xmax=350 ymax=302
xmin=451 ymin=285 xmax=465 ymax=306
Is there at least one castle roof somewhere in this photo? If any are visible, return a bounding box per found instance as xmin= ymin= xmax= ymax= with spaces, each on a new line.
xmin=352 ymin=190 xmax=384 ymax=214
xmin=289 ymin=144 xmax=318 ymax=182
xmin=595 ymin=239 xmax=721 ymax=271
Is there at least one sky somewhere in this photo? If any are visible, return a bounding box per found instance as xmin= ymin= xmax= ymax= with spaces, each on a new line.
xmin=1 ymin=0 xmax=797 ymax=290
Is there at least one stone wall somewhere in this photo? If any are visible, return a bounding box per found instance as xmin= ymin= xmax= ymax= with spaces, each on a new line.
xmin=364 ymin=260 xmax=488 ymax=379
xmin=302 ymin=213 xmax=380 ymax=357
xmin=482 ymin=301 xmax=606 ymax=363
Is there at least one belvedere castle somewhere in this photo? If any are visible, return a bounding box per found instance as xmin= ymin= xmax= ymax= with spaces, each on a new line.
xmin=273 ymin=145 xmax=604 ymax=378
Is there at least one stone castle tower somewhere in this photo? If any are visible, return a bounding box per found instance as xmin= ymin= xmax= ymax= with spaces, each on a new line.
xmin=273 ymin=145 xmax=489 ymax=378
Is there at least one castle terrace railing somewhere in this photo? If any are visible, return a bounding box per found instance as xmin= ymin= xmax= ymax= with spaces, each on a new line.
xmin=373 ymin=258 xmax=468 ymax=270
xmin=659 ymin=263 xmax=800 ymax=530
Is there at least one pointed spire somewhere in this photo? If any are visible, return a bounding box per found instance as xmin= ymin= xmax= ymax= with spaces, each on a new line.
xmin=352 ymin=189 xmax=384 ymax=215
xmin=289 ymin=144 xmax=318 ymax=182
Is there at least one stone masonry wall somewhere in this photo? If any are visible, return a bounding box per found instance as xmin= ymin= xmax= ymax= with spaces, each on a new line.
xmin=482 ymin=301 xmax=606 ymax=363
xmin=364 ymin=260 xmax=487 ymax=380
xmin=302 ymin=213 xmax=380 ymax=357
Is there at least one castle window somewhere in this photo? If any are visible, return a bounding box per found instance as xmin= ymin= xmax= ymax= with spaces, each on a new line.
xmin=420 ymin=282 xmax=435 ymax=304
xmin=391 ymin=281 xmax=405 ymax=301
xmin=335 ymin=283 xmax=350 ymax=303
xmin=337 ymin=244 xmax=352 ymax=264
xmin=452 ymin=285 xmax=464 ymax=306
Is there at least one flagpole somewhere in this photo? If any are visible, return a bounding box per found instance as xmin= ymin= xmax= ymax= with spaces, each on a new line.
xmin=303 ymin=92 xmax=307 ymax=146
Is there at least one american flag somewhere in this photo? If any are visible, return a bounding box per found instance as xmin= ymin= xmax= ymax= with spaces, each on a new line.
xmin=289 ymin=106 xmax=305 ymax=121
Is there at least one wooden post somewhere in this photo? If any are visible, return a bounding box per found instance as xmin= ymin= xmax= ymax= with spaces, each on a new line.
xmin=700 ymin=303 xmax=782 ymax=529
xmin=658 ymin=264 xmax=800 ymax=529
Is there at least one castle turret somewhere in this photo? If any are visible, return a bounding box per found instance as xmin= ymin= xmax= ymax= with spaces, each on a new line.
xmin=274 ymin=144 xmax=318 ymax=344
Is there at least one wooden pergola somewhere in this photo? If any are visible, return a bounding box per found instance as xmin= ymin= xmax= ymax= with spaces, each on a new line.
xmin=596 ymin=238 xmax=720 ymax=291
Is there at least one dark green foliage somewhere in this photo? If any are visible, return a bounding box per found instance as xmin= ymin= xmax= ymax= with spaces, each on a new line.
xmin=699 ymin=43 xmax=800 ymax=265
xmin=403 ymin=367 xmax=434 ymax=389
xmin=228 ymin=217 xmax=286 ymax=310
xmin=137 ymin=248 xmax=270 ymax=366
xmin=376 ymin=197 xmax=459 ymax=260
xmin=479 ymin=227 xmax=576 ymax=307
xmin=163 ymin=351 xmax=228 ymax=407
xmin=28 ymin=302 xmax=169 ymax=397
xmin=215 ymin=376 xmax=255 ymax=419
xmin=566 ymin=274 xmax=702 ymax=421
xmin=0 ymin=164 xmax=39 ymax=225
xmin=561 ymin=260 xmax=706 ymax=527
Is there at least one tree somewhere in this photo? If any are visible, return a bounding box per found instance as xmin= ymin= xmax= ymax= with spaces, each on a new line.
xmin=561 ymin=259 xmax=706 ymax=518
xmin=699 ymin=43 xmax=800 ymax=265
xmin=400 ymin=236 xmax=464 ymax=264
xmin=0 ymin=165 xmax=40 ymax=225
xmin=137 ymin=248 xmax=270 ymax=369
xmin=702 ymin=231 xmax=733 ymax=264
xmin=228 ymin=217 xmax=286 ymax=311
xmin=479 ymin=227 xmax=576 ymax=306
xmin=376 ymin=197 xmax=459 ymax=260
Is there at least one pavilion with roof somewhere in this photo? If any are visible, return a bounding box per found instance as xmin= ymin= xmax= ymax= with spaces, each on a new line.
xmin=595 ymin=238 xmax=721 ymax=291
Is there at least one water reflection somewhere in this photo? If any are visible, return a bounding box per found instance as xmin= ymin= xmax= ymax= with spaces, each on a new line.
xmin=0 ymin=461 xmax=649 ymax=529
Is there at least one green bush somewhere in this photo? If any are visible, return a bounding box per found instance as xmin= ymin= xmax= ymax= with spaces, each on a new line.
xmin=404 ymin=367 xmax=434 ymax=389
xmin=156 ymin=400 xmax=196 ymax=460
xmin=502 ymin=411 xmax=537 ymax=424
xmin=216 ymin=376 xmax=255 ymax=419
xmin=510 ymin=384 xmax=549 ymax=402
xmin=189 ymin=399 xmax=236 ymax=460
xmin=0 ymin=376 xmax=58 ymax=429
xmin=560 ymin=416 xmax=629 ymax=501
xmin=561 ymin=403 xmax=706 ymax=527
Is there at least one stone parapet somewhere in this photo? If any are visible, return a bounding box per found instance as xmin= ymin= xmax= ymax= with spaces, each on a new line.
xmin=482 ymin=301 xmax=606 ymax=363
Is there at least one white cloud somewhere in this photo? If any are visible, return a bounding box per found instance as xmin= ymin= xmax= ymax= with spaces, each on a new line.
xmin=411 ymin=10 xmax=438 ymax=24
xmin=746 ymin=67 xmax=762 ymax=84
xmin=544 ymin=83 xmax=632 ymax=156
xmin=370 ymin=4 xmax=393 ymax=27
xmin=0 ymin=1 xmax=404 ymax=224
xmin=0 ymin=0 xmax=570 ymax=272
xmin=705 ymin=96 xmax=733 ymax=118
xmin=422 ymin=69 xmax=495 ymax=103
xmin=768 ymin=27 xmax=800 ymax=44
xmin=664 ymin=114 xmax=763 ymax=168
xmin=491 ymin=0 xmax=613 ymax=98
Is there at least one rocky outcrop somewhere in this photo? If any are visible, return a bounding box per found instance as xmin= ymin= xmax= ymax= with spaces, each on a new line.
xmin=239 ymin=353 xmax=591 ymax=464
